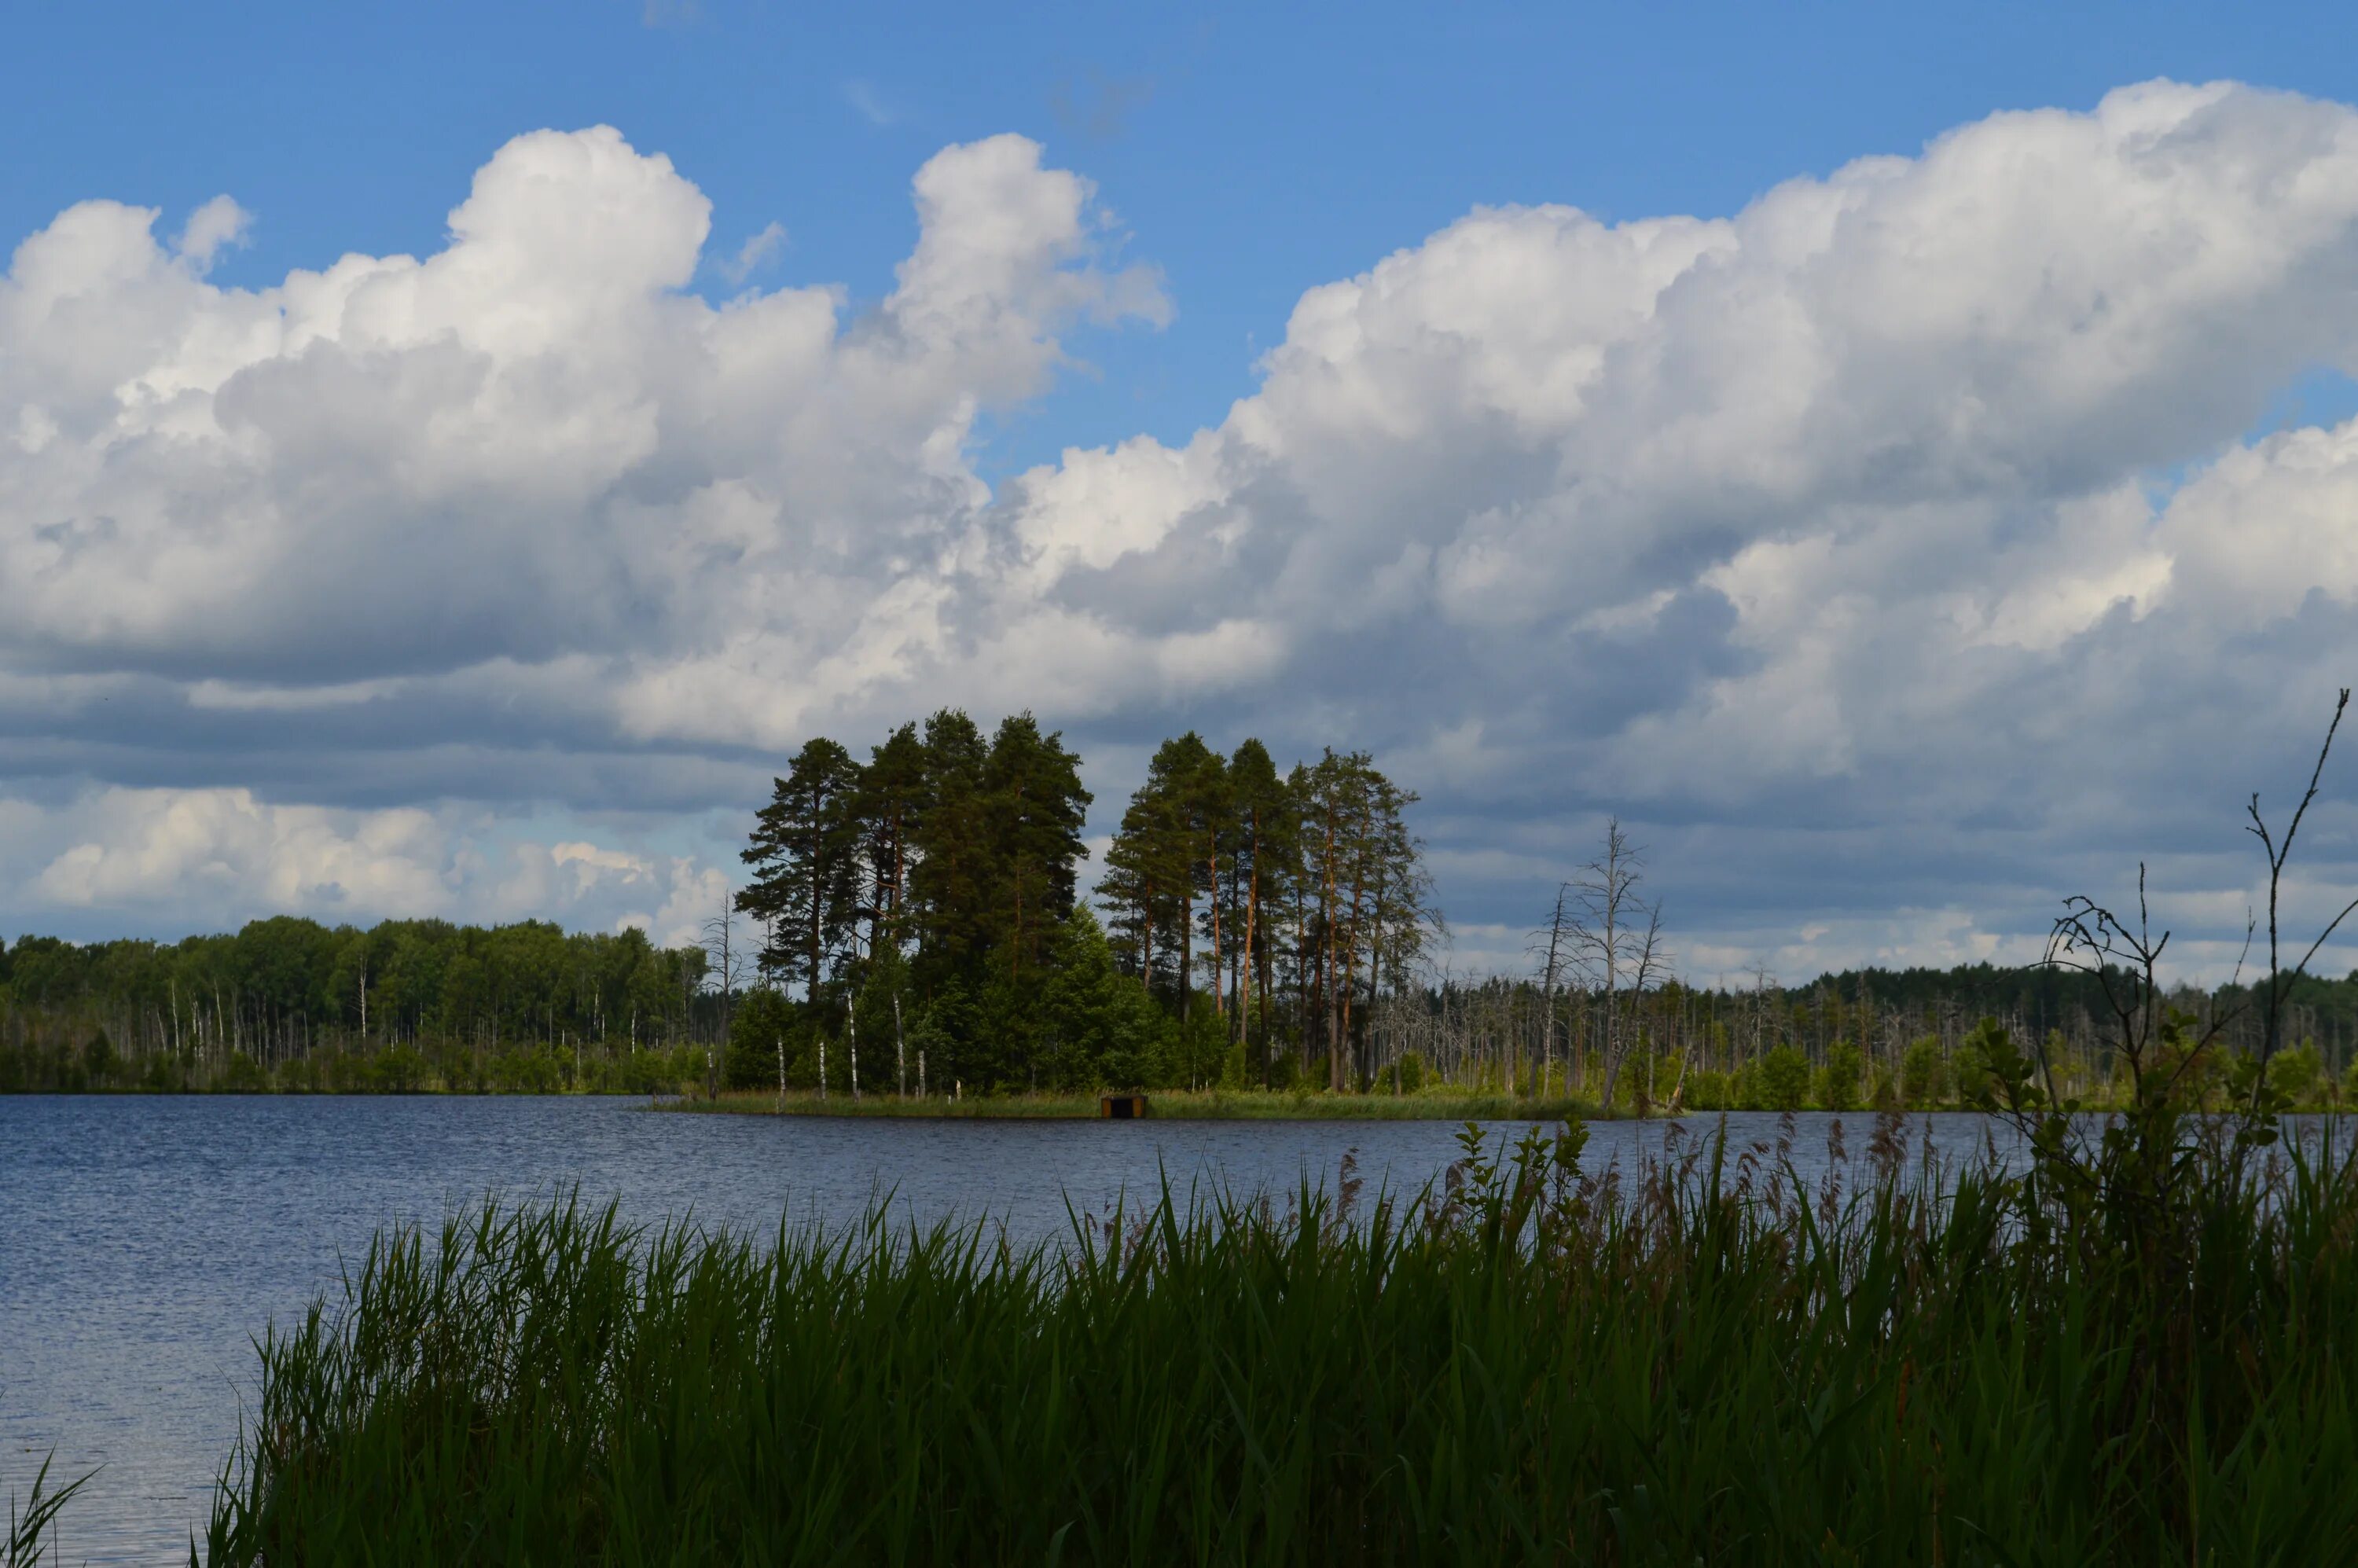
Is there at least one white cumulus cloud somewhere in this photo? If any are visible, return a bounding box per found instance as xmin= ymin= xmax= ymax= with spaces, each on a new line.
xmin=6 ymin=83 xmax=2358 ymax=977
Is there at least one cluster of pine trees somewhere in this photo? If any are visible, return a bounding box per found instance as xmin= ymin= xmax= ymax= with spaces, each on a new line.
xmin=725 ymin=709 xmax=1101 ymax=1096
xmin=727 ymin=715 xmax=1436 ymax=1096
xmin=1100 ymin=739 xmax=1434 ymax=1091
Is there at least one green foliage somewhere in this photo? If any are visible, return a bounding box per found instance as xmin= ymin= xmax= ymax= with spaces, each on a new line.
xmin=1952 ymin=1037 xmax=1991 ymax=1103
xmin=1816 ymin=1038 xmax=1864 ymax=1112
xmin=1165 ymin=998 xmax=1227 ymax=1090
xmin=905 ymin=981 xmax=981 ymax=1096
xmin=1956 ymin=1017 xmax=2043 ymax=1112
xmin=1756 ymin=1045 xmax=1809 ymax=1111
xmin=0 ymin=916 xmax=710 ymax=1095
xmin=1683 ymin=1067 xmax=1732 ymax=1111
xmin=5 ymin=1452 xmax=94 ymax=1568
xmin=206 ymin=1126 xmax=2358 ymax=1565
xmin=1728 ymin=1058 xmax=1760 ymax=1107
xmin=725 ymin=988 xmax=802 ymax=1092
xmin=1621 ymin=1048 xmax=1680 ymax=1108
xmin=79 ymin=1030 xmax=116 ymax=1085
xmin=2266 ymin=1041 xmax=2326 ymax=1107
xmin=1901 ymin=1035 xmax=1948 ymax=1107
xmin=373 ymin=1044 xmax=428 ymax=1093
xmin=487 ymin=1047 xmax=564 ymax=1094
xmin=737 ymin=737 xmax=865 ymax=999
xmin=1040 ymin=906 xmax=1164 ymax=1090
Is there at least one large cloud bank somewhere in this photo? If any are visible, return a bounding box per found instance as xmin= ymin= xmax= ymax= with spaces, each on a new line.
xmin=6 ymin=81 xmax=2358 ymax=973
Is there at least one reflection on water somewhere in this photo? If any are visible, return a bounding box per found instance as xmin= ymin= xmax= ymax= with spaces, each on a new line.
xmin=0 ymin=1096 xmax=2259 ymax=1562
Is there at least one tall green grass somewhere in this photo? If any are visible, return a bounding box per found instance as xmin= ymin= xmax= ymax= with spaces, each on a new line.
xmin=3 ymin=1455 xmax=89 ymax=1568
xmin=204 ymin=1114 xmax=2358 ymax=1565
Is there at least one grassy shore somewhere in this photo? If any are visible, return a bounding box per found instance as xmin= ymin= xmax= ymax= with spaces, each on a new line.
xmin=194 ymin=1114 xmax=2358 ymax=1564
xmin=665 ymin=1086 xmax=1600 ymax=1120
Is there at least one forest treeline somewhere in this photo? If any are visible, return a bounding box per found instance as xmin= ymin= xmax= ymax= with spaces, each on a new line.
xmin=6 ymin=704 xmax=2356 ymax=1106
xmin=1361 ymin=964 xmax=2358 ymax=1113
xmin=0 ymin=917 xmax=715 ymax=1092
xmin=7 ymin=917 xmax=2356 ymax=1104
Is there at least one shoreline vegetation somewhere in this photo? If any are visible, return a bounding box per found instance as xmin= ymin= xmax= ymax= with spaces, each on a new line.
xmin=12 ymin=707 xmax=2356 ymax=1118
xmin=10 ymin=716 xmax=2358 ymax=1118
xmin=7 ymin=1008 xmax=2355 ymax=1113
xmin=668 ymin=1086 xmax=1603 ymax=1119
xmin=177 ymin=1113 xmax=2358 ymax=1562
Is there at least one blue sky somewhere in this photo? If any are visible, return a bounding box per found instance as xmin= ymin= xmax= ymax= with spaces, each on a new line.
xmin=6 ymin=3 xmax=2358 ymax=980
xmin=16 ymin=0 xmax=2358 ymax=475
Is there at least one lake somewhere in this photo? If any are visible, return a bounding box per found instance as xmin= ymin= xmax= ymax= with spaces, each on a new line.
xmin=3 ymin=1095 xmax=1986 ymax=1563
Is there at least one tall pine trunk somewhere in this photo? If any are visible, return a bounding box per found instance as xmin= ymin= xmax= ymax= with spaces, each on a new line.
xmin=1242 ymin=822 xmax=1260 ymax=1082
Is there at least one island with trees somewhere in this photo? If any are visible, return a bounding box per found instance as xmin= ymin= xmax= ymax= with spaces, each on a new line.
xmin=6 ymin=707 xmax=2357 ymax=1113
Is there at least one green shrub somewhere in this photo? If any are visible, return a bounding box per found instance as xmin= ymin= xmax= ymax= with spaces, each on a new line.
xmin=376 ymin=1045 xmax=428 ymax=1093
xmin=1816 ymin=1040 xmax=1864 ymax=1112
xmin=725 ymin=988 xmax=802 ymax=1091
xmin=1757 ymin=1045 xmax=1810 ymax=1111
xmin=489 ymin=1048 xmax=562 ymax=1094
xmin=80 ymin=1030 xmax=118 ymax=1087
xmin=1729 ymin=1059 xmax=1761 ymax=1108
xmin=1952 ymin=1037 xmax=1992 ymax=1103
xmin=1901 ymin=1036 xmax=1948 ymax=1107
xmin=1683 ymin=1067 xmax=1732 ymax=1111
xmin=1042 ymin=905 xmax=1170 ymax=1089
xmin=2267 ymin=1042 xmax=2325 ymax=1107
xmin=1638 ymin=1050 xmax=1682 ymax=1108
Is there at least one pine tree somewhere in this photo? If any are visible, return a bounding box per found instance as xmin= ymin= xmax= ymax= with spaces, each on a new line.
xmin=983 ymin=713 xmax=1093 ymax=980
xmin=909 ymin=710 xmax=992 ymax=986
xmin=1180 ymin=743 xmax=1234 ymax=1019
xmin=1226 ymin=739 xmax=1295 ymax=1083
xmin=1100 ymin=733 xmax=1222 ymax=1011
xmin=737 ymin=738 xmax=863 ymax=1004
xmin=1043 ymin=905 xmax=1166 ymax=1091
xmin=856 ymin=722 xmax=927 ymax=960
xmin=1100 ymin=761 xmax=1187 ymax=995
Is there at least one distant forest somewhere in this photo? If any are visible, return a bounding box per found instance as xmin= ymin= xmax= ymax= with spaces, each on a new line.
xmin=3 ymin=707 xmax=2356 ymax=1103
xmin=0 ymin=917 xmax=714 ymax=1092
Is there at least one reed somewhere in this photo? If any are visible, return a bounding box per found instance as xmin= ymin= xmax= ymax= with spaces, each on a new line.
xmin=3 ymin=1454 xmax=90 ymax=1568
xmin=204 ymin=1114 xmax=2358 ymax=1565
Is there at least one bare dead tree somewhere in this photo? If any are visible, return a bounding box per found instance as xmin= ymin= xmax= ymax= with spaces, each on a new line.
xmin=1530 ymin=882 xmax=1574 ymax=1097
xmin=1567 ymin=818 xmax=1666 ymax=1111
xmin=2042 ymin=865 xmax=2231 ymax=1118
xmin=2040 ymin=687 xmax=2356 ymax=1210
xmin=700 ymin=890 xmax=749 ymax=1100
xmin=2246 ymin=686 xmax=2358 ymax=1088
xmin=1747 ymin=960 xmax=1776 ymax=1071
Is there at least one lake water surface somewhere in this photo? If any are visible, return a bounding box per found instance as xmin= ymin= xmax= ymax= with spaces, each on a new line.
xmin=4 ymin=1096 xmax=1992 ymax=1562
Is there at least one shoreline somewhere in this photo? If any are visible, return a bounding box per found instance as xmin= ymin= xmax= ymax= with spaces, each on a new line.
xmin=665 ymin=1089 xmax=1614 ymax=1121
